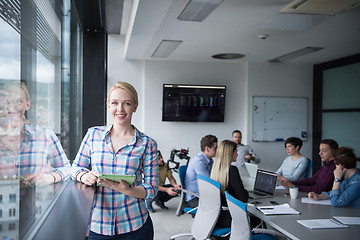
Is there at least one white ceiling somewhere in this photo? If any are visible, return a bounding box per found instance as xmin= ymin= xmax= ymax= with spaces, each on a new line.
xmin=120 ymin=0 xmax=360 ymax=64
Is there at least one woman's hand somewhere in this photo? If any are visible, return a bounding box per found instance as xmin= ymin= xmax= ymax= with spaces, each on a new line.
xmin=333 ymin=165 xmax=345 ymax=180
xmin=308 ymin=192 xmax=320 ymax=200
xmin=26 ymin=173 xmax=55 ymax=185
xmin=99 ymin=179 xmax=131 ymax=194
xmin=80 ymin=171 xmax=99 ymax=186
xmin=308 ymin=192 xmax=327 ymax=200
xmin=278 ymin=175 xmax=295 ymax=189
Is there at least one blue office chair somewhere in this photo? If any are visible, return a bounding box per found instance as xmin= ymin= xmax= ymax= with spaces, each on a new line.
xmin=175 ymin=165 xmax=198 ymax=217
xmin=170 ymin=165 xmax=199 ymax=240
xmin=225 ymin=191 xmax=281 ymax=240
xmin=305 ymin=158 xmax=312 ymax=178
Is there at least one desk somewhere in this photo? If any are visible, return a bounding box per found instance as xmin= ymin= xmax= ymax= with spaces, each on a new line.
xmin=19 ymin=180 xmax=95 ymax=240
xmin=247 ymin=190 xmax=360 ymax=240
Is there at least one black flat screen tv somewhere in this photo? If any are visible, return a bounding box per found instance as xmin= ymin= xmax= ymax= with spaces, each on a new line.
xmin=162 ymin=84 xmax=226 ymax=122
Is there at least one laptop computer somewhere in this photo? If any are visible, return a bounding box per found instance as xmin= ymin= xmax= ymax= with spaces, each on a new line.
xmin=245 ymin=162 xmax=258 ymax=179
xmin=248 ymin=169 xmax=278 ymax=199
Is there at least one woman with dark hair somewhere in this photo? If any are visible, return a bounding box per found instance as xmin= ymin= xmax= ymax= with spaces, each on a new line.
xmin=276 ymin=137 xmax=308 ymax=181
xmin=308 ymin=147 xmax=360 ymax=208
xmin=279 ymin=139 xmax=339 ymax=194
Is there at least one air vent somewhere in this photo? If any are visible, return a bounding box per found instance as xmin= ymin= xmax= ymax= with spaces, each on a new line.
xmin=281 ymin=0 xmax=360 ymax=15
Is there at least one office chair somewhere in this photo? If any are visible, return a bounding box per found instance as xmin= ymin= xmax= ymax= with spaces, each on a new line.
xmin=175 ymin=165 xmax=199 ymax=217
xmin=170 ymin=165 xmax=199 ymax=240
xmin=305 ymin=158 xmax=312 ymax=178
xmin=191 ymin=175 xmax=231 ymax=239
xmin=225 ymin=191 xmax=282 ymax=240
xmin=171 ymin=174 xmax=231 ymax=240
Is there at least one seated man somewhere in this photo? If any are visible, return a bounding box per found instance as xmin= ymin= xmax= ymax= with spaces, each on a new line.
xmin=146 ymin=150 xmax=181 ymax=212
xmin=184 ymin=134 xmax=218 ymax=208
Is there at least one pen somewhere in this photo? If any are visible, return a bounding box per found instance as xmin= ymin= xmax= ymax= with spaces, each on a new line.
xmin=260 ymin=208 xmax=274 ymax=210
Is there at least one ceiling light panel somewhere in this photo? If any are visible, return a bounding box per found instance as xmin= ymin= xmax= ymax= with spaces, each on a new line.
xmin=151 ymin=40 xmax=182 ymax=58
xmin=268 ymin=47 xmax=324 ymax=63
xmin=178 ymin=0 xmax=224 ymax=22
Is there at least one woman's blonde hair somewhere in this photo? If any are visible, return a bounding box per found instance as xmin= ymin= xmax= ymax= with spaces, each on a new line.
xmin=107 ymin=82 xmax=138 ymax=106
xmin=210 ymin=140 xmax=237 ymax=193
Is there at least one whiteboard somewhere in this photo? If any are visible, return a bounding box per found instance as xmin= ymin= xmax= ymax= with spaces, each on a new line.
xmin=252 ymin=97 xmax=308 ymax=142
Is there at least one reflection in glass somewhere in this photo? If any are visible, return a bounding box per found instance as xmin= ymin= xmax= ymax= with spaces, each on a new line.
xmin=0 ymin=0 xmax=80 ymax=238
xmin=322 ymin=112 xmax=360 ymax=158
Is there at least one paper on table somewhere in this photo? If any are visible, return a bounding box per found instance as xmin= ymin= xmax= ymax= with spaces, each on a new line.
xmin=333 ymin=216 xmax=360 ymax=225
xmin=297 ymin=219 xmax=348 ymax=230
xmin=256 ymin=203 xmax=300 ymax=215
xmin=301 ymin=197 xmax=331 ymax=205
xmin=276 ymin=185 xmax=286 ymax=190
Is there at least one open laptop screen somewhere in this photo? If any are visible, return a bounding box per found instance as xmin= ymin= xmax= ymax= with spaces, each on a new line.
xmin=253 ymin=169 xmax=277 ymax=195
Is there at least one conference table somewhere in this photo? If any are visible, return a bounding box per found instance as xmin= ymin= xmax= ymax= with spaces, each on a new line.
xmin=246 ymin=188 xmax=360 ymax=240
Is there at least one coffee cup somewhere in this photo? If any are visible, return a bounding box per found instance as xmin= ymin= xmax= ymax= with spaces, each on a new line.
xmin=289 ymin=187 xmax=298 ymax=199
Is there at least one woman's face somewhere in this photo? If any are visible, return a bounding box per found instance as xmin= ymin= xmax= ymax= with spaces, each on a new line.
xmin=319 ymin=143 xmax=333 ymax=162
xmin=285 ymin=143 xmax=298 ymax=156
xmin=108 ymin=88 xmax=138 ymax=125
xmin=20 ymin=88 xmax=31 ymax=119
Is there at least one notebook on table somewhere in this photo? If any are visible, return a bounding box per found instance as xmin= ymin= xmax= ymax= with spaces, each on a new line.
xmin=248 ymin=169 xmax=278 ymax=199
xmin=297 ymin=219 xmax=349 ymax=230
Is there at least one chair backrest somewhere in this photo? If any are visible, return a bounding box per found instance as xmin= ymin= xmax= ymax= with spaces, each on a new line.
xmin=225 ymin=191 xmax=251 ymax=240
xmin=305 ymin=158 xmax=312 ymax=178
xmin=176 ymin=165 xmax=188 ymax=216
xmin=191 ymin=175 xmax=222 ymax=240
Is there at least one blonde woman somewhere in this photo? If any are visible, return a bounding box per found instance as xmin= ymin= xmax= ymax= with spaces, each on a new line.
xmin=210 ymin=140 xmax=248 ymax=228
xmin=0 ymin=82 xmax=70 ymax=184
xmin=71 ymin=82 xmax=158 ymax=239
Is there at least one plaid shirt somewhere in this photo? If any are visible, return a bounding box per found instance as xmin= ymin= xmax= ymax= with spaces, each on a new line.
xmin=17 ymin=124 xmax=70 ymax=179
xmin=71 ymin=125 xmax=158 ymax=235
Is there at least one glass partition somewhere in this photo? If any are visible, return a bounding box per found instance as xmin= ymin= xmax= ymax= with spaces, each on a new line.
xmin=0 ymin=0 xmax=82 ymax=239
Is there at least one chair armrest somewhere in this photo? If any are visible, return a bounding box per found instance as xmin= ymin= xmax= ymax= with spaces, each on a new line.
xmin=182 ymin=189 xmax=200 ymax=198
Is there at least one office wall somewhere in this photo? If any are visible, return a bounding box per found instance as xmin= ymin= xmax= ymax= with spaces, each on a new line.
xmin=108 ymin=34 xmax=313 ymax=170
xmin=247 ymin=63 xmax=313 ymax=170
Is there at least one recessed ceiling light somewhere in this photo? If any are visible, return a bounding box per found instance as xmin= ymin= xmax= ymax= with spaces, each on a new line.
xmin=178 ymin=0 xmax=224 ymax=22
xmin=268 ymin=47 xmax=324 ymax=63
xmin=151 ymin=40 xmax=182 ymax=58
xmin=212 ymin=53 xmax=245 ymax=60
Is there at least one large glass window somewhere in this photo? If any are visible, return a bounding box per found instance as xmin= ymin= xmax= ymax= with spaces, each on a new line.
xmin=0 ymin=0 xmax=83 ymax=239
xmin=322 ymin=62 xmax=360 ymax=157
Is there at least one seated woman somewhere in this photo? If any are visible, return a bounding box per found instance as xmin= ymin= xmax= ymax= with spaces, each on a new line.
xmin=279 ymin=139 xmax=338 ymax=194
xmin=308 ymin=147 xmax=360 ymax=208
xmin=210 ymin=140 xmax=248 ymax=228
xmin=276 ymin=137 xmax=308 ymax=181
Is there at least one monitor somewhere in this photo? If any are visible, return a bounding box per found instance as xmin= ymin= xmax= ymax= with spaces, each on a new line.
xmin=162 ymin=84 xmax=226 ymax=122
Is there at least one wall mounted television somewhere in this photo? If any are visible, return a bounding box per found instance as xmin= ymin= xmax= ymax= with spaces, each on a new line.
xmin=162 ymin=84 xmax=226 ymax=122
